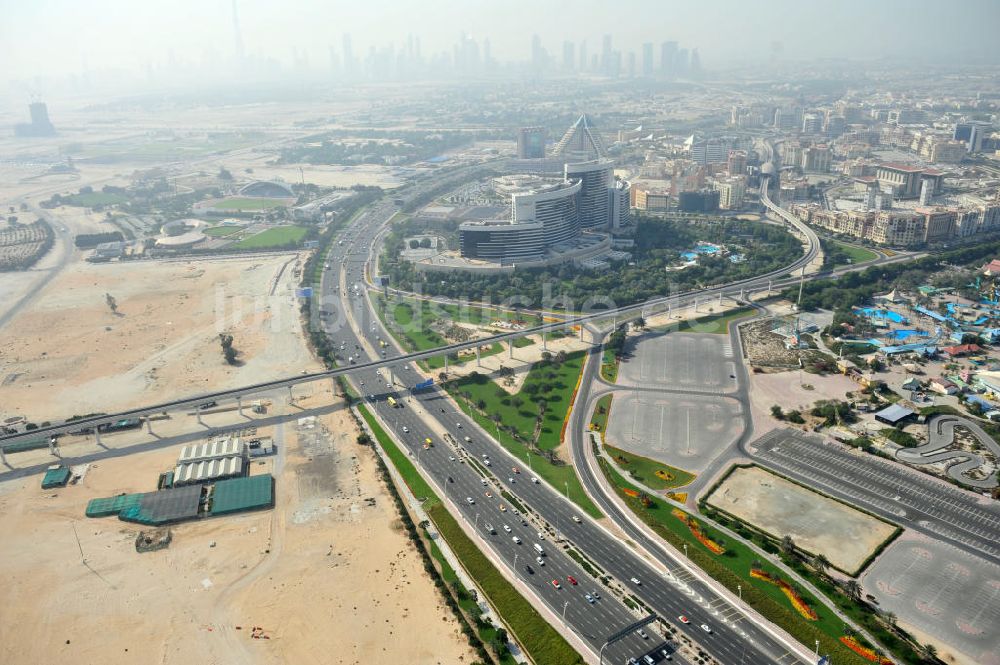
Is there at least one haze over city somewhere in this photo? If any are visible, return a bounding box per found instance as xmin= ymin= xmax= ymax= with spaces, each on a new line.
xmin=1 ymin=2 xmax=999 ymax=665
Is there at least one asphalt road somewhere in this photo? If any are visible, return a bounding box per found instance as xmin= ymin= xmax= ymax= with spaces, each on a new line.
xmin=319 ymin=193 xmax=811 ymax=665
xmin=753 ymin=429 xmax=1000 ymax=565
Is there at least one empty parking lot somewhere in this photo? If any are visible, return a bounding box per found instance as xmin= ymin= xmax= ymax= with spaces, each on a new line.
xmin=753 ymin=429 xmax=1000 ymax=564
xmin=863 ymin=535 xmax=1000 ymax=665
xmin=617 ymin=332 xmax=738 ymax=394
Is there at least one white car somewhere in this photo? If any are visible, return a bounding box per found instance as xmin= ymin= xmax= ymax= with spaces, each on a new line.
xmin=465 ymin=497 xmax=475 ymax=505
xmin=535 ymin=556 xmax=545 ymax=566
xmin=530 ymin=477 xmax=539 ymax=484
xmin=511 ymin=536 xmax=521 ymax=544
xmin=448 ymin=455 xmax=456 ymax=461
xmin=700 ymin=624 xmax=712 ymax=634
xmin=571 ymin=515 xmax=582 ymax=523
xmin=502 ymin=524 xmax=512 ymax=533
xmin=630 ymin=577 xmax=641 ymax=586
xmin=402 ymin=426 xmax=409 ymax=433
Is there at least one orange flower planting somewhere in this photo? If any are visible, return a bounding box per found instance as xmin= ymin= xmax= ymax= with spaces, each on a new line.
xmin=840 ymin=636 xmax=894 ymax=664
xmin=623 ymin=488 xmax=640 ymax=498
xmin=672 ymin=509 xmax=725 ymax=554
xmin=750 ymin=568 xmax=818 ymax=620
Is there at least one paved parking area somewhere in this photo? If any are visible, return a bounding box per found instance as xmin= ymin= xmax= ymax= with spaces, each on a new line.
xmin=753 ymin=429 xmax=1000 ymax=563
xmin=863 ymin=536 xmax=1000 ymax=665
xmin=617 ymin=332 xmax=738 ymax=394
xmin=605 ymin=391 xmax=743 ymax=473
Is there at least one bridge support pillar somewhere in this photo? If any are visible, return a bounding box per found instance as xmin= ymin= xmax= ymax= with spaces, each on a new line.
xmin=508 ymin=341 xmax=513 ymax=359
xmin=94 ymin=428 xmax=102 ymax=446
xmin=0 ymin=446 xmax=6 ymax=465
xmin=196 ymin=411 xmax=204 ymax=426
xmin=145 ymin=418 xmax=153 ymax=434
xmin=475 ymin=347 xmax=481 ymax=367
xmin=667 ymin=303 xmax=672 ymax=319
xmin=237 ymin=396 xmax=243 ymax=416
xmin=48 ymin=437 xmax=56 ymax=455
xmin=332 ymin=377 xmax=340 ymax=396
xmin=579 ymin=324 xmax=585 ymax=341
xmin=287 ymin=385 xmax=294 ymax=403
xmin=718 ymin=292 xmax=723 ymax=305
xmin=740 ymin=287 xmax=745 ymax=302
xmin=767 ymin=280 xmax=772 ymax=298
xmin=542 ymin=331 xmax=547 ymax=351
xmin=444 ymin=355 xmax=449 ymax=373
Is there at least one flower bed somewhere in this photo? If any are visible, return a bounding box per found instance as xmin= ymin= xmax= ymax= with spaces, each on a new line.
xmin=750 ymin=568 xmax=818 ymax=621
xmin=654 ymin=469 xmax=674 ymax=482
xmin=623 ymin=488 xmax=640 ymax=498
xmin=840 ymin=636 xmax=894 ymax=664
xmin=671 ymin=508 xmax=725 ymax=555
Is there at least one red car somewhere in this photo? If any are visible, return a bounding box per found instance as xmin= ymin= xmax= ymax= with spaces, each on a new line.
xmin=678 ymin=615 xmax=690 ymax=624
xmin=551 ymin=579 xmax=562 ymax=589
xmin=567 ymin=575 xmax=578 ymax=586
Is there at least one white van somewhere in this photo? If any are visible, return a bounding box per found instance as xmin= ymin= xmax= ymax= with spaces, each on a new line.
xmin=533 ymin=543 xmax=545 ymax=556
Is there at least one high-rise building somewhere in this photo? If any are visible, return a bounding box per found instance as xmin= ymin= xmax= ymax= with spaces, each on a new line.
xmin=579 ymin=41 xmax=588 ymax=72
xmin=689 ymin=48 xmax=702 ymax=77
xmin=566 ymin=159 xmax=613 ymax=229
xmin=727 ymin=150 xmax=748 ymax=177
xmin=562 ymin=41 xmax=575 ymax=72
xmin=715 ymin=178 xmax=746 ymax=210
xmin=342 ymin=34 xmax=355 ymax=75
xmin=686 ymin=136 xmax=734 ymax=165
xmin=801 ymin=145 xmax=831 ymax=173
xmin=601 ymin=34 xmax=613 ymax=75
xmin=642 ymin=43 xmax=654 ymax=77
xmin=553 ymin=114 xmax=606 ymax=162
xmin=516 ymin=127 xmax=547 ymax=159
xmin=610 ymin=179 xmax=631 ymax=229
xmin=14 ymin=102 xmax=55 ymax=137
xmin=660 ymin=41 xmax=677 ymax=77
xmin=801 ymin=113 xmax=823 ymax=134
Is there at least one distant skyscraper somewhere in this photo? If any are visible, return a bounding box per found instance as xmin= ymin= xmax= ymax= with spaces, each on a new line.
xmin=689 ymin=48 xmax=701 ymax=77
xmin=601 ymin=34 xmax=612 ymax=75
xmin=676 ymin=48 xmax=689 ymax=76
xmin=14 ymin=102 xmax=55 ymax=137
xmin=641 ymin=43 xmax=654 ymax=77
xmin=342 ymin=34 xmax=354 ymax=75
xmin=566 ymin=159 xmax=613 ymax=229
xmin=231 ymin=0 xmax=245 ymax=62
xmin=483 ymin=38 xmax=492 ymax=69
xmin=563 ymin=41 xmax=575 ymax=71
xmin=531 ymin=34 xmax=545 ymax=73
xmin=660 ymin=41 xmax=677 ymax=77
xmin=517 ymin=127 xmax=547 ymax=159
xmin=579 ymin=41 xmax=588 ymax=72
xmin=627 ymin=51 xmax=636 ymax=78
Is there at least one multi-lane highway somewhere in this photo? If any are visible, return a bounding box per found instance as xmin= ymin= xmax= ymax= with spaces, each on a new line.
xmin=318 ymin=192 xmax=812 ymax=664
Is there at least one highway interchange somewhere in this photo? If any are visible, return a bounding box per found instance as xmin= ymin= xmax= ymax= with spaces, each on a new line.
xmin=317 ymin=194 xmax=812 ymax=664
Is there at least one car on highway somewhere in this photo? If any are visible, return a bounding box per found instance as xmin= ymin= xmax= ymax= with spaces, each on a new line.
xmin=536 ymin=531 xmax=545 ymax=540
xmin=530 ymin=476 xmax=539 ymax=484
xmin=498 ymin=504 xmax=506 ymax=512
xmin=700 ymin=624 xmax=712 ymax=634
xmin=677 ymin=615 xmax=690 ymax=624
xmin=660 ymin=648 xmax=672 ymax=660
xmin=584 ymin=593 xmax=595 ymax=604
xmin=402 ymin=426 xmax=409 ymax=433
xmin=502 ymin=524 xmax=511 ymax=532
xmin=550 ymin=579 xmax=561 ymax=589
xmin=590 ymin=590 xmax=600 ymax=600
xmin=512 ymin=535 xmax=521 ymax=544
xmin=455 ymin=422 xmax=462 ymax=428
xmin=483 ymin=459 xmax=491 ymax=466
xmin=448 ymin=455 xmax=455 ymax=461
xmin=643 ymin=656 xmax=655 ymax=665
xmin=626 ymin=659 xmax=639 ymax=665
xmin=630 ymin=577 xmax=641 ymax=585
xmin=463 ymin=436 xmax=472 ymax=442
xmin=508 ymin=476 xmax=515 ymax=483
xmin=566 ymin=575 xmax=577 ymax=585
xmin=571 ymin=515 xmax=582 ymax=523
xmin=485 ymin=491 xmax=492 ymax=498
xmin=484 ymin=523 xmax=495 ymax=534
xmin=535 ymin=556 xmax=545 ymax=566
xmin=512 ymin=466 xmax=520 ymax=474
xmin=465 ymin=497 xmax=475 ymax=505
xmin=524 ymin=564 xmax=534 ymax=575
xmin=636 ymin=628 xmax=648 ymax=640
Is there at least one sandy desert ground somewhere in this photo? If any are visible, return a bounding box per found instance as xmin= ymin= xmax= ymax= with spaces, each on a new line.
xmin=0 ymin=395 xmax=474 ymax=665
xmin=0 ymin=251 xmax=321 ymax=423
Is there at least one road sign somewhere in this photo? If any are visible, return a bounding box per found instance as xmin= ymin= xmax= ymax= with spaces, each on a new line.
xmin=296 ymin=287 xmax=313 ymax=298
xmin=413 ymin=378 xmax=434 ymax=391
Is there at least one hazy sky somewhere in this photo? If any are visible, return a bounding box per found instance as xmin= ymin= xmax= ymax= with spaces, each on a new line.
xmin=3 ymin=0 xmax=1000 ymax=80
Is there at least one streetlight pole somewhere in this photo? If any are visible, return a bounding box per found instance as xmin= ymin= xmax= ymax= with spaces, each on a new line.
xmin=475 ymin=512 xmax=479 ymax=530
xmin=683 ymin=543 xmax=688 ymax=559
xmin=738 ymin=583 xmax=742 ymax=601
xmin=562 ymin=601 xmax=569 ymax=626
xmin=564 ymin=481 xmax=569 ymax=501
xmin=815 ymin=640 xmax=820 ymax=659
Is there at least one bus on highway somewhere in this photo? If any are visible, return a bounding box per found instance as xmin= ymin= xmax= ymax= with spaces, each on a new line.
xmin=387 ymin=396 xmax=398 ymax=408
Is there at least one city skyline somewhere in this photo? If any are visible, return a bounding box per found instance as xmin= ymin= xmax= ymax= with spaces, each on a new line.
xmin=3 ymin=0 xmax=1000 ymax=87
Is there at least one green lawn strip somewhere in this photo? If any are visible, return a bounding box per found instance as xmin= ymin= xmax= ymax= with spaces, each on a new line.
xmin=512 ymin=336 xmax=535 ymax=348
xmin=596 ymin=456 xmax=873 ymax=665
xmin=360 ymin=405 xmax=584 ymax=665
xmin=589 ymin=394 xmax=613 ymax=435
xmin=453 ymin=398 xmax=603 ymax=519
xmin=599 ymin=347 xmax=619 ymax=382
xmin=429 ymin=503 xmax=585 ymax=665
xmin=833 ymin=241 xmax=879 ymax=265
xmin=232 ymin=225 xmax=308 ymax=249
xmin=669 ymin=307 xmax=754 ymax=334
xmin=424 ymin=533 xmax=518 ymax=665
xmin=500 ymin=490 xmax=526 ymax=514
xmin=603 ymin=443 xmax=695 ymax=490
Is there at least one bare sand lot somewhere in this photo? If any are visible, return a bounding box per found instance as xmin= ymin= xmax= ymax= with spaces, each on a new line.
xmin=0 ymin=253 xmax=321 ymax=422
xmin=0 ymin=397 xmax=473 ymax=665
xmin=706 ymin=465 xmax=897 ymax=573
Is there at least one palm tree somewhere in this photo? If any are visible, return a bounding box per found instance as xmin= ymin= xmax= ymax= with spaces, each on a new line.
xmin=811 ymin=554 xmax=830 ymax=575
xmin=920 ymin=643 xmax=938 ymax=662
xmin=880 ymin=610 xmax=897 ymax=629
xmin=843 ymin=580 xmax=862 ymax=602
xmin=779 ymin=535 xmax=796 ymax=557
